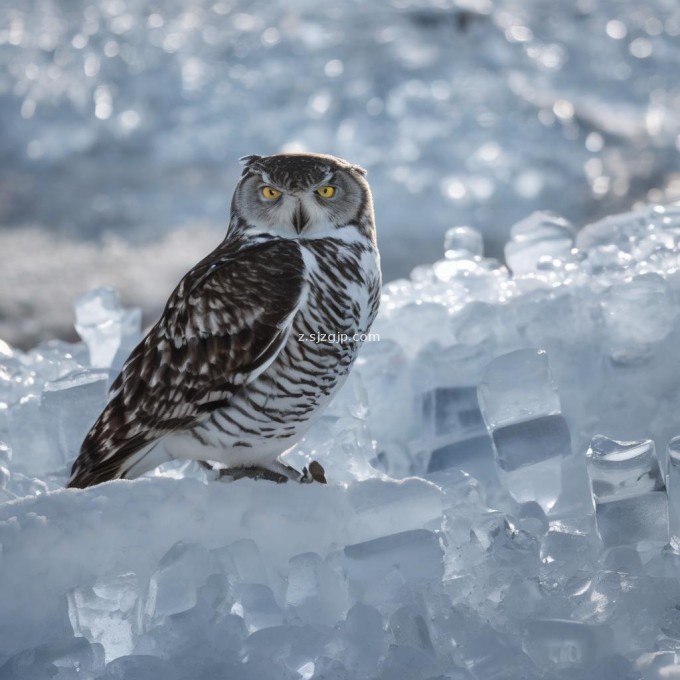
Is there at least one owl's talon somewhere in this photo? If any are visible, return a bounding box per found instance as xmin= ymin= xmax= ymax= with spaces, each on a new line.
xmin=298 ymin=461 xmax=326 ymax=484
xmin=308 ymin=460 xmax=327 ymax=484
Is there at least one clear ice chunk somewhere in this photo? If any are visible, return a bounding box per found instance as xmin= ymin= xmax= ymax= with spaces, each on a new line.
xmin=478 ymin=349 xmax=570 ymax=510
xmin=285 ymin=552 xmax=347 ymax=626
xmin=7 ymin=394 xmax=54 ymax=477
xmin=381 ymin=644 xmax=438 ymax=680
xmin=354 ymin=339 xmax=412 ymax=445
xmin=478 ymin=349 xmax=561 ymax=430
xmin=67 ymin=572 xmax=142 ymax=663
xmin=145 ymin=541 xmax=217 ymax=620
xmin=232 ymin=583 xmax=283 ymax=633
xmin=341 ymin=603 xmax=386 ymax=675
xmin=586 ymin=436 xmax=664 ymax=502
xmin=343 ymin=529 xmax=443 ymax=596
xmin=74 ymin=287 xmax=141 ymax=369
xmin=430 ymin=386 xmax=486 ymax=440
xmin=0 ymin=638 xmax=105 ymax=679
xmin=444 ymin=226 xmax=484 ymax=260
xmin=416 ymin=343 xmax=496 ymax=482
xmin=40 ymin=369 xmax=109 ymax=466
xmin=505 ymin=212 xmax=574 ymax=275
xmin=540 ymin=522 xmax=602 ymax=578
xmin=586 ymin=435 xmax=667 ymax=547
xmin=492 ymin=415 xmax=571 ymax=472
xmin=427 ymin=435 xmax=495 ymax=483
xmin=602 ymin=546 xmax=644 ymax=574
xmin=389 ymin=605 xmax=434 ymax=651
xmin=595 ymin=492 xmax=668 ymax=548
xmin=347 ymin=478 xmax=442 ymax=539
xmin=667 ymin=436 xmax=680 ymax=554
xmin=226 ymin=538 xmax=269 ymax=586
xmin=522 ymin=619 xmax=612 ymax=670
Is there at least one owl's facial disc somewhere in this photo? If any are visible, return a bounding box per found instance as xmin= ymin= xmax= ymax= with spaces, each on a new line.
xmin=232 ymin=153 xmax=372 ymax=240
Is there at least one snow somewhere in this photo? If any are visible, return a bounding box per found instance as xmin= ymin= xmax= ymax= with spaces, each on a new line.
xmin=2 ymin=202 xmax=680 ymax=677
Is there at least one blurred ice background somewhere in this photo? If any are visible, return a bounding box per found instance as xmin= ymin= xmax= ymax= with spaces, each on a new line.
xmin=1 ymin=0 xmax=679 ymax=346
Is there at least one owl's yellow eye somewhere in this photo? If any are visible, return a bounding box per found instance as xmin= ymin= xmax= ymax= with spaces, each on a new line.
xmin=261 ymin=186 xmax=282 ymax=200
xmin=316 ymin=186 xmax=336 ymax=198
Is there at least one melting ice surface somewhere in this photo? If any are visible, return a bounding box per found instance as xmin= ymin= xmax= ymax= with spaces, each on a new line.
xmin=5 ymin=203 xmax=680 ymax=678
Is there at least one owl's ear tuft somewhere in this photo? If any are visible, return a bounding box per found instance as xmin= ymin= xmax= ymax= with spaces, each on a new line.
xmin=351 ymin=164 xmax=367 ymax=176
xmin=239 ymin=155 xmax=263 ymax=170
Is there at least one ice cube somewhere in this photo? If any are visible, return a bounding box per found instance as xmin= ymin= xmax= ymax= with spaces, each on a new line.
xmin=343 ymin=529 xmax=443 ymax=599
xmin=340 ymin=603 xmax=386 ymax=675
xmin=595 ymin=491 xmax=668 ymax=548
xmin=353 ymin=339 xmax=412 ymax=444
xmin=492 ymin=415 xmax=571 ymax=472
xmin=427 ymin=386 xmax=485 ymax=440
xmin=347 ymin=477 xmax=442 ymax=540
xmin=7 ymin=394 xmax=54 ymax=477
xmin=444 ymin=226 xmax=484 ymax=260
xmin=0 ymin=638 xmax=105 ymax=679
xmin=669 ymin=436 xmax=680 ymax=554
xmin=505 ymin=212 xmax=574 ymax=275
xmin=285 ymin=552 xmax=348 ymax=626
xmin=427 ymin=435 xmax=496 ymax=484
xmin=636 ymin=651 xmax=679 ymax=680
xmin=478 ymin=349 xmax=561 ymax=430
xmin=586 ymin=435 xmax=667 ymax=548
xmin=576 ymin=211 xmax=649 ymax=253
xmin=415 ymin=344 xmax=496 ymax=483
xmin=74 ymin=287 xmax=141 ymax=369
xmin=232 ymin=583 xmax=283 ymax=633
xmin=67 ymin=572 xmax=143 ymax=663
xmin=380 ymin=644 xmax=438 ymax=680
xmin=602 ymin=546 xmax=644 ymax=574
xmin=479 ymin=350 xmax=575 ymax=510
xmin=226 ymin=538 xmax=269 ymax=586
xmin=145 ymin=541 xmax=217 ymax=620
xmin=389 ymin=605 xmax=434 ymax=651
xmin=540 ymin=523 xmax=602 ymax=580
xmin=40 ymin=368 xmax=109 ymax=466
xmin=521 ymin=619 xmax=612 ymax=670
xmin=586 ymin=436 xmax=664 ymax=502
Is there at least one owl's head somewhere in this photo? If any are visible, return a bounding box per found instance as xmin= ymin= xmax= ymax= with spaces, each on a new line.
xmin=229 ymin=153 xmax=375 ymax=243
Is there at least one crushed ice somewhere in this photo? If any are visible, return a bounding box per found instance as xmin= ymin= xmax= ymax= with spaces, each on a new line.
xmin=3 ymin=204 xmax=680 ymax=677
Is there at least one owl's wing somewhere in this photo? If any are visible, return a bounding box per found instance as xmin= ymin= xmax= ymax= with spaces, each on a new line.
xmin=67 ymin=238 xmax=305 ymax=488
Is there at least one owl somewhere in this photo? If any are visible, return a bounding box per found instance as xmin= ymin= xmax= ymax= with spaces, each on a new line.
xmin=67 ymin=153 xmax=381 ymax=488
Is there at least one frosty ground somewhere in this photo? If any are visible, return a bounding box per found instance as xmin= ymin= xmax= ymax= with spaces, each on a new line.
xmin=3 ymin=204 xmax=680 ymax=679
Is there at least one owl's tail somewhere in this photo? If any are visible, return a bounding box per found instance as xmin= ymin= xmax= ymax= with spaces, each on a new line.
xmin=67 ymin=432 xmax=161 ymax=489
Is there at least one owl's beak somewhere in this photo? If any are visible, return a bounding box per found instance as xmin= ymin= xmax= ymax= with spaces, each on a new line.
xmin=293 ymin=203 xmax=310 ymax=234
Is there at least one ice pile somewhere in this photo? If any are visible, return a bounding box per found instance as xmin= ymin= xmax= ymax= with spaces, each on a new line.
xmin=4 ymin=203 xmax=680 ymax=678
